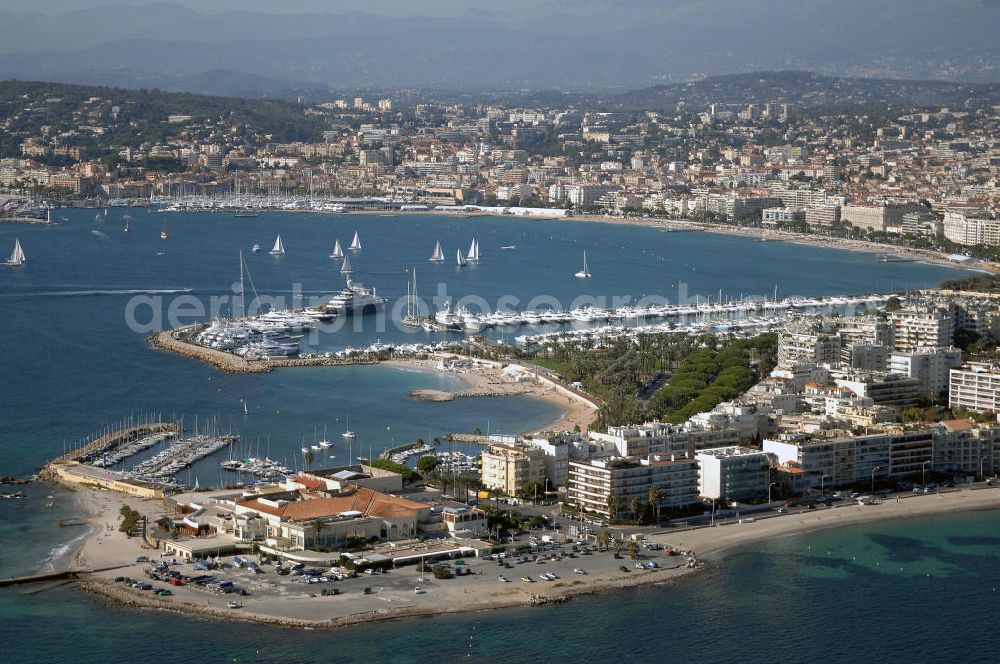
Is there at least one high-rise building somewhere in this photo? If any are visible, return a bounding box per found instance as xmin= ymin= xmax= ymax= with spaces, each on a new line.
xmin=567 ymin=456 xmax=700 ymax=518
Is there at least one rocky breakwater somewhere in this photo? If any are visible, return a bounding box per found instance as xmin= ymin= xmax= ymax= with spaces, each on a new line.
xmin=148 ymin=327 xmax=270 ymax=374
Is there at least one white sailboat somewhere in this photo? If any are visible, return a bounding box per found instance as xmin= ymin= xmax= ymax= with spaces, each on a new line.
xmin=269 ymin=234 xmax=285 ymax=255
xmin=349 ymin=231 xmax=361 ymax=252
xmin=467 ymin=238 xmax=480 ymax=262
xmin=575 ymin=251 xmax=591 ymax=278
xmin=330 ymin=239 xmax=344 ymax=259
xmin=429 ymin=240 xmax=444 ymax=262
xmin=251 ymin=243 xmax=261 ymax=253
xmin=341 ymin=414 xmax=356 ymax=439
xmin=340 ymin=254 xmax=353 ymax=274
xmin=5 ymin=238 xmax=26 ymax=266
xmin=456 ymin=248 xmax=467 ymax=267
xmin=46 ymin=207 xmax=52 ymax=225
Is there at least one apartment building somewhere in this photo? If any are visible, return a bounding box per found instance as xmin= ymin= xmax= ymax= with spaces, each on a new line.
xmin=480 ymin=442 xmax=547 ymax=495
xmin=888 ymin=304 xmax=955 ymax=351
xmin=888 ymin=347 xmax=963 ymax=396
xmin=778 ymin=319 xmax=842 ymax=365
xmin=949 ymin=363 xmax=1000 ymax=413
xmin=695 ymin=447 xmax=774 ymax=501
xmin=932 ymin=419 xmax=999 ymax=477
xmin=943 ymin=211 xmax=1000 ymax=246
xmin=567 ymin=456 xmax=700 ymax=519
xmin=764 ymin=427 xmax=933 ymax=490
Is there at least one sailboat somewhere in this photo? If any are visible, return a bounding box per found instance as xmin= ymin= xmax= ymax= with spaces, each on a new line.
xmin=94 ymin=210 xmax=103 ymax=222
xmin=575 ymin=251 xmax=591 ymax=278
xmin=403 ymin=267 xmax=421 ymax=327
xmin=251 ymin=243 xmax=261 ymax=253
xmin=123 ymin=204 xmax=132 ymax=233
xmin=46 ymin=207 xmax=52 ymax=225
xmin=269 ymin=234 xmax=285 ymax=255
xmin=456 ymin=248 xmax=467 ymax=267
xmin=429 ymin=240 xmax=444 ymax=262
xmin=4 ymin=238 xmax=26 ymax=266
xmin=467 ymin=238 xmax=480 ymax=263
xmin=340 ymin=254 xmax=353 ymax=274
xmin=341 ymin=414 xmax=356 ymax=439
xmin=330 ymin=239 xmax=344 ymax=259
xmin=349 ymin=231 xmax=361 ymax=253
xmin=160 ymin=221 xmax=169 ymax=240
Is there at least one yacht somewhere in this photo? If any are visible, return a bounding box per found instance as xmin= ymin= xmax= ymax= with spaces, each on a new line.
xmin=501 ymin=245 xmax=516 ymax=251
xmin=433 ymin=300 xmax=464 ymax=330
xmin=466 ymin=238 xmax=480 ymax=263
xmin=251 ymin=243 xmax=261 ymax=253
xmin=349 ymin=231 xmax=361 ymax=252
xmin=325 ymin=275 xmax=386 ymax=315
xmin=341 ymin=415 xmax=356 ymax=439
xmin=575 ymin=251 xmax=591 ymax=278
xmin=456 ymin=248 xmax=467 ymax=267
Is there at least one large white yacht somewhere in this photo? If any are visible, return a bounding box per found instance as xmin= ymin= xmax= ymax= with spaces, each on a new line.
xmin=325 ymin=276 xmax=386 ymax=315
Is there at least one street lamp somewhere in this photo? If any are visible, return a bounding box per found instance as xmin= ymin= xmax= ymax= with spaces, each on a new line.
xmin=768 ymin=481 xmax=776 ymax=504
xmin=820 ymin=475 xmax=830 ymax=496
xmin=871 ymin=465 xmax=883 ymax=494
xmin=921 ymin=460 xmax=931 ymax=487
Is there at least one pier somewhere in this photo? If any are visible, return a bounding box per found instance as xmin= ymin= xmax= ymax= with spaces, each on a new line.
xmin=53 ymin=421 xmax=179 ymax=465
xmin=0 ymin=565 xmax=127 ymax=588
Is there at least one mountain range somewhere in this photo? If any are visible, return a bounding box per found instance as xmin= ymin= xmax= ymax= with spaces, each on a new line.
xmin=0 ymin=1 xmax=997 ymax=94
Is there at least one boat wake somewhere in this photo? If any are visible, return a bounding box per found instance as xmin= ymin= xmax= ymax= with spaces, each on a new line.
xmin=0 ymin=288 xmax=194 ymax=299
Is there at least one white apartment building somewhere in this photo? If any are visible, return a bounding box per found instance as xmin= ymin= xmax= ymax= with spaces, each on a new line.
xmin=888 ymin=305 xmax=955 ymax=351
xmin=949 ymin=364 xmax=1000 ymax=413
xmin=943 ymin=211 xmax=1000 ymax=246
xmin=567 ymin=456 xmax=700 ymax=518
xmin=695 ymin=447 xmax=773 ymax=501
xmin=888 ymin=347 xmax=963 ymax=396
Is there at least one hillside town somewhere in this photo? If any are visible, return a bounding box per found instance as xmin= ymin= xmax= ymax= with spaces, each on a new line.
xmin=2 ymin=82 xmax=1000 ymax=257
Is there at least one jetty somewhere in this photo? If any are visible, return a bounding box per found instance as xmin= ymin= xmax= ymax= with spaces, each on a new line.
xmin=52 ymin=421 xmax=178 ymax=465
xmin=0 ymin=565 xmax=127 ymax=588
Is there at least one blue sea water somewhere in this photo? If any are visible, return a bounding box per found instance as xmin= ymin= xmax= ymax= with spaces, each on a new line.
xmin=0 ymin=211 xmax=991 ymax=662
xmin=2 ymin=508 xmax=998 ymax=663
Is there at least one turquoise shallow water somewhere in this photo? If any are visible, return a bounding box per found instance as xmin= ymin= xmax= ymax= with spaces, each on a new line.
xmin=0 ymin=211 xmax=989 ymax=662
xmin=1 ymin=508 xmax=998 ymax=663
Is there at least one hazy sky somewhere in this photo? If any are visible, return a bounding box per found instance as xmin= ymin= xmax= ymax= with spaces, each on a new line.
xmin=1 ymin=1 xmax=508 ymax=14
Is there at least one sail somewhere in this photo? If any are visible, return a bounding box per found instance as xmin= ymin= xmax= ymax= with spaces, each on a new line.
xmin=270 ymin=234 xmax=285 ymax=254
xmin=7 ymin=238 xmax=25 ymax=265
xmin=340 ymin=254 xmax=353 ymax=273
xmin=575 ymin=251 xmax=591 ymax=278
xmin=430 ymin=240 xmax=444 ymax=262
xmin=467 ymin=238 xmax=477 ymax=260
xmin=331 ymin=239 xmax=344 ymax=258
xmin=350 ymin=231 xmax=361 ymax=251
xmin=456 ymin=248 xmax=466 ymax=266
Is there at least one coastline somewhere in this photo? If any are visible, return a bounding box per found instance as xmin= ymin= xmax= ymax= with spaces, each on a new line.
xmin=656 ymin=485 xmax=1000 ymax=559
xmin=59 ymin=483 xmax=999 ymax=630
xmin=386 ymin=356 xmax=597 ymax=434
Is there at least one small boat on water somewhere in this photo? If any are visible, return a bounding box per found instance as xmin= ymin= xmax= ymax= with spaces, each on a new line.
xmin=340 ymin=254 xmax=353 ymax=274
xmin=341 ymin=414 xmax=356 ymax=439
xmin=429 ymin=240 xmax=444 ymax=262
xmin=160 ymin=222 xmax=169 ymax=240
xmin=270 ymin=235 xmax=285 ymax=255
xmin=330 ymin=239 xmax=344 ymax=259
xmin=251 ymin=243 xmax=261 ymax=253
xmin=456 ymin=248 xmax=467 ymax=267
xmin=501 ymin=245 xmax=516 ymax=251
xmin=349 ymin=231 xmax=361 ymax=253
xmin=575 ymin=251 xmax=591 ymax=279
xmin=4 ymin=238 xmax=26 ymax=266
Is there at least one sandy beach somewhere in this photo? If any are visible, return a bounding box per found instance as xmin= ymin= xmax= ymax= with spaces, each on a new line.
xmin=386 ymin=356 xmax=598 ymax=434
xmin=654 ymin=485 xmax=1000 ymax=558
xmin=60 ymin=483 xmax=999 ymax=630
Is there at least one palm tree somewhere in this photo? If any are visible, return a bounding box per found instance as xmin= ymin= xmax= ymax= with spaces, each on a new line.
xmin=629 ymin=497 xmax=643 ymax=524
xmin=648 ymin=486 xmax=666 ymax=525
xmin=596 ymin=529 xmax=612 ymax=551
xmin=304 ymin=449 xmax=314 ymax=469
xmin=310 ymin=518 xmax=324 ymax=549
xmin=606 ymin=495 xmax=621 ymax=521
